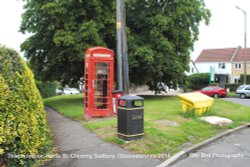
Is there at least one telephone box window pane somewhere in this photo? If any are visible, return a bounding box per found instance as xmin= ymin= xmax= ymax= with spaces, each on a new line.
xmin=97 ymin=62 xmax=109 ymax=68
xmin=85 ymin=62 xmax=89 ymax=73
xmin=84 ymin=71 xmax=89 ymax=108
xmin=85 ymin=97 xmax=88 ymax=108
xmin=94 ymin=62 xmax=110 ymax=110
xmin=97 ymin=74 xmax=109 ymax=80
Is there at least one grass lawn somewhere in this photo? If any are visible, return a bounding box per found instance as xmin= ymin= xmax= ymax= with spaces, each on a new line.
xmin=227 ymin=92 xmax=237 ymax=98
xmin=44 ymin=94 xmax=84 ymax=120
xmin=44 ymin=94 xmax=250 ymax=155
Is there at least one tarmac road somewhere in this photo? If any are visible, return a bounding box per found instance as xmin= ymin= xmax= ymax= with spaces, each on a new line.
xmin=223 ymin=97 xmax=250 ymax=107
xmin=170 ymin=97 xmax=250 ymax=167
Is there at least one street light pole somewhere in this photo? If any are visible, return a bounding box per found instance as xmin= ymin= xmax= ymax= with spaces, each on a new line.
xmin=236 ymin=6 xmax=247 ymax=84
xmin=116 ymin=0 xmax=130 ymax=93
xmin=116 ymin=0 xmax=123 ymax=91
xmin=120 ymin=0 xmax=130 ymax=94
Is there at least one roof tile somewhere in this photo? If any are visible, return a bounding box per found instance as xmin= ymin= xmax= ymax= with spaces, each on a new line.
xmin=195 ymin=48 xmax=236 ymax=63
xmin=232 ymin=48 xmax=250 ymax=62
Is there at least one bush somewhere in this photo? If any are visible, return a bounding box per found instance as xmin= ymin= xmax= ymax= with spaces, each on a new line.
xmin=225 ymin=84 xmax=241 ymax=92
xmin=0 ymin=46 xmax=51 ymax=166
xmin=209 ymin=83 xmax=218 ymax=86
xmin=240 ymin=74 xmax=250 ymax=84
xmin=36 ymin=80 xmax=58 ymax=98
xmin=187 ymin=73 xmax=210 ymax=90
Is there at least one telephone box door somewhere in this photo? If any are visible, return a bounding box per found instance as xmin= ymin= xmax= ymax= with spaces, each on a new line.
xmin=93 ymin=62 xmax=111 ymax=112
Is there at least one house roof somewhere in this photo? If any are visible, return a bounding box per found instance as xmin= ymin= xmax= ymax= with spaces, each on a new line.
xmin=195 ymin=48 xmax=250 ymax=63
xmin=232 ymin=48 xmax=250 ymax=62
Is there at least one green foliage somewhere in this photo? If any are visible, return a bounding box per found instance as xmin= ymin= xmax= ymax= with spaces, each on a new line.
xmin=20 ymin=0 xmax=210 ymax=89
xmin=126 ymin=0 xmax=211 ymax=89
xmin=187 ymin=73 xmax=210 ymax=90
xmin=36 ymin=80 xmax=58 ymax=98
xmin=240 ymin=74 xmax=250 ymax=84
xmin=209 ymin=83 xmax=219 ymax=87
xmin=225 ymin=84 xmax=241 ymax=92
xmin=20 ymin=0 xmax=115 ymax=85
xmin=0 ymin=46 xmax=51 ymax=166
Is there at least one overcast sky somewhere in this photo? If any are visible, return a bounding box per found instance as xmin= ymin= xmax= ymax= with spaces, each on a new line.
xmin=0 ymin=0 xmax=250 ymax=60
xmin=0 ymin=0 xmax=27 ymax=55
xmin=193 ymin=0 xmax=250 ymax=60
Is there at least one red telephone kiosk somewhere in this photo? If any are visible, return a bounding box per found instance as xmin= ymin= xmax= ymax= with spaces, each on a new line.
xmin=84 ymin=47 xmax=115 ymax=119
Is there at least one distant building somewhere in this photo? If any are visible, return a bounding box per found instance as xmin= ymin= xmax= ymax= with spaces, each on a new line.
xmin=193 ymin=47 xmax=250 ymax=86
xmin=187 ymin=59 xmax=199 ymax=75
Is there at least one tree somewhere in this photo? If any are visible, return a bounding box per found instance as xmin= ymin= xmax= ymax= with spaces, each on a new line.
xmin=20 ymin=0 xmax=210 ymax=89
xmin=126 ymin=0 xmax=210 ymax=89
xmin=20 ymin=0 xmax=116 ymax=85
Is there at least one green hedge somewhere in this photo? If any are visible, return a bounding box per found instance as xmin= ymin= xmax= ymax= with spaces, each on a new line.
xmin=36 ymin=80 xmax=58 ymax=98
xmin=209 ymin=83 xmax=218 ymax=86
xmin=0 ymin=46 xmax=51 ymax=166
xmin=225 ymin=84 xmax=241 ymax=92
xmin=187 ymin=73 xmax=210 ymax=90
xmin=240 ymin=74 xmax=250 ymax=84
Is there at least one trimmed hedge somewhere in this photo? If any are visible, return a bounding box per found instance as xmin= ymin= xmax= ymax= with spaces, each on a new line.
xmin=240 ymin=74 xmax=250 ymax=84
xmin=225 ymin=84 xmax=241 ymax=92
xmin=187 ymin=73 xmax=210 ymax=90
xmin=36 ymin=80 xmax=58 ymax=98
xmin=0 ymin=46 xmax=51 ymax=166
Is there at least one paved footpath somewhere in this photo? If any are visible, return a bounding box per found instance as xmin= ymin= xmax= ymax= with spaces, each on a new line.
xmin=45 ymin=107 xmax=161 ymax=167
xmin=170 ymin=98 xmax=250 ymax=167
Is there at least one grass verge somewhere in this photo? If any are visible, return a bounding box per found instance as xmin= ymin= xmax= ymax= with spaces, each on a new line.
xmin=44 ymin=94 xmax=84 ymax=120
xmin=44 ymin=94 xmax=250 ymax=155
xmin=227 ymin=92 xmax=237 ymax=98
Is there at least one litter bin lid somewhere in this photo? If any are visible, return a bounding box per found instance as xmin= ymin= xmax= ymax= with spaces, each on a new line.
xmin=112 ymin=90 xmax=124 ymax=93
xmin=119 ymin=95 xmax=144 ymax=101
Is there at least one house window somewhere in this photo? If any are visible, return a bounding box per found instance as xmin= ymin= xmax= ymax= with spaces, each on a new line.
xmin=218 ymin=63 xmax=225 ymax=69
xmin=234 ymin=63 xmax=242 ymax=69
xmin=234 ymin=78 xmax=240 ymax=84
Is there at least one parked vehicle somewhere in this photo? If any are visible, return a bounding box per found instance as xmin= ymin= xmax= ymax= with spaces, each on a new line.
xmin=196 ymin=86 xmax=227 ymax=98
xmin=236 ymin=85 xmax=250 ymax=99
xmin=56 ymin=88 xmax=63 ymax=95
xmin=63 ymin=88 xmax=80 ymax=95
xmin=155 ymin=82 xmax=169 ymax=95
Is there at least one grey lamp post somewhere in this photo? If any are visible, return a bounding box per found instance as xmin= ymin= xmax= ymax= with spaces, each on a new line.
xmin=236 ymin=6 xmax=247 ymax=84
xmin=116 ymin=0 xmax=123 ymax=91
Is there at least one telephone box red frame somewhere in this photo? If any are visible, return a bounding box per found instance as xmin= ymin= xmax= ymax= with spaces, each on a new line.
xmin=84 ymin=47 xmax=114 ymax=118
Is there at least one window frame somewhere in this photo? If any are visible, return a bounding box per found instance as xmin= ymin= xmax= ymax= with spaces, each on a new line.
xmin=234 ymin=78 xmax=240 ymax=84
xmin=218 ymin=63 xmax=226 ymax=69
xmin=234 ymin=63 xmax=242 ymax=70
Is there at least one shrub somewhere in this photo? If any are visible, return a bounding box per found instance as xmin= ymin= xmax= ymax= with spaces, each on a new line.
xmin=209 ymin=83 xmax=218 ymax=86
xmin=225 ymin=84 xmax=241 ymax=92
xmin=0 ymin=46 xmax=51 ymax=166
xmin=187 ymin=73 xmax=210 ymax=90
xmin=36 ymin=80 xmax=58 ymax=98
xmin=240 ymin=74 xmax=250 ymax=84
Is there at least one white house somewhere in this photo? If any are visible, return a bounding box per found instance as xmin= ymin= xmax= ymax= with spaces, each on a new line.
xmin=192 ymin=47 xmax=250 ymax=86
